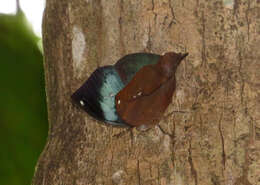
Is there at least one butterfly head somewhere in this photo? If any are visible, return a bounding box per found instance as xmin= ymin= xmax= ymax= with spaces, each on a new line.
xmin=158 ymin=52 xmax=188 ymax=78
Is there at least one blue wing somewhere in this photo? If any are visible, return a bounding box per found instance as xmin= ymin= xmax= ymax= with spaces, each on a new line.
xmin=71 ymin=66 xmax=128 ymax=126
xmin=115 ymin=53 xmax=160 ymax=84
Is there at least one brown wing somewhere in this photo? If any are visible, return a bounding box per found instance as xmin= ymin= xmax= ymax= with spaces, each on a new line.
xmin=115 ymin=65 xmax=176 ymax=127
xmin=116 ymin=65 xmax=166 ymax=101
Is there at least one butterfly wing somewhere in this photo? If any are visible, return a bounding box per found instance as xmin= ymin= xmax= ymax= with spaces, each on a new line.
xmin=71 ymin=66 xmax=129 ymax=126
xmin=115 ymin=64 xmax=171 ymax=126
xmin=115 ymin=53 xmax=161 ymax=84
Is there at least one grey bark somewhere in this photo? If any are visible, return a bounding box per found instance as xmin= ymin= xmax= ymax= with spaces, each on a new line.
xmin=32 ymin=0 xmax=260 ymax=184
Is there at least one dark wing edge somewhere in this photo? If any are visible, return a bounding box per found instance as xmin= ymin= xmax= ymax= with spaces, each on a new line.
xmin=71 ymin=66 xmax=130 ymax=127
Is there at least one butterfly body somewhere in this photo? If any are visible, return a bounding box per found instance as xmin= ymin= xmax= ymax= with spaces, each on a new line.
xmin=71 ymin=52 xmax=188 ymax=127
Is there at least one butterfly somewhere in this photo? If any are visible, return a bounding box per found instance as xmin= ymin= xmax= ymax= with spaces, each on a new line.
xmin=71 ymin=52 xmax=188 ymax=128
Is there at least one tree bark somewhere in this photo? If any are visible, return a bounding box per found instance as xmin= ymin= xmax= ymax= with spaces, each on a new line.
xmin=32 ymin=0 xmax=260 ymax=184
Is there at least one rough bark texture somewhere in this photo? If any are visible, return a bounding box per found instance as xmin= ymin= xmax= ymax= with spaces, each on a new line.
xmin=33 ymin=0 xmax=260 ymax=184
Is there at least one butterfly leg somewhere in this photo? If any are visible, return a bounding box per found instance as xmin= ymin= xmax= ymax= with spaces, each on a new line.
xmin=136 ymin=124 xmax=152 ymax=132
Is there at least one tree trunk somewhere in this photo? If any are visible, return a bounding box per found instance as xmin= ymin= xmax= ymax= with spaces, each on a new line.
xmin=32 ymin=0 xmax=260 ymax=184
